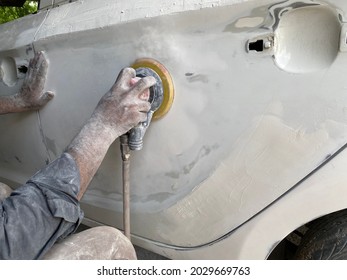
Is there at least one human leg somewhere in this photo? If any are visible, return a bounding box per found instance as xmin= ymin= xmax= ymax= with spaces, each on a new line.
xmin=42 ymin=226 xmax=136 ymax=260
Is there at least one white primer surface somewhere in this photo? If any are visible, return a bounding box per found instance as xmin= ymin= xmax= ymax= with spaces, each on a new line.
xmin=2 ymin=0 xmax=347 ymax=258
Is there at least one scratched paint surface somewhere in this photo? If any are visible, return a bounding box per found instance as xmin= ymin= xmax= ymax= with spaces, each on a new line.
xmin=1 ymin=0 xmax=347 ymax=250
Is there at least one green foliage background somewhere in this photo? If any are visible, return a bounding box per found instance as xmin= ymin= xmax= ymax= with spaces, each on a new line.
xmin=0 ymin=1 xmax=38 ymax=24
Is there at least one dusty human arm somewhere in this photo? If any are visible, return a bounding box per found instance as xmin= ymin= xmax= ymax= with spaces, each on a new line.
xmin=0 ymin=51 xmax=54 ymax=114
xmin=66 ymin=67 xmax=155 ymax=200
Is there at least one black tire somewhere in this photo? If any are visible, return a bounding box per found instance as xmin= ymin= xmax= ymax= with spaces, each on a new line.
xmin=295 ymin=209 xmax=347 ymax=260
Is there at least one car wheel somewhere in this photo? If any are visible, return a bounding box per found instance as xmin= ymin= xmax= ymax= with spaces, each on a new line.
xmin=295 ymin=210 xmax=347 ymax=260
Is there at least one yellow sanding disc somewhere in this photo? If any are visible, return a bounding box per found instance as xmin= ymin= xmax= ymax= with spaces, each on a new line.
xmin=132 ymin=58 xmax=174 ymax=121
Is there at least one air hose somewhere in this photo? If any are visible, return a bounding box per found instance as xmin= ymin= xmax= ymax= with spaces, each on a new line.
xmin=120 ymin=134 xmax=131 ymax=239
xmin=120 ymin=58 xmax=174 ymax=240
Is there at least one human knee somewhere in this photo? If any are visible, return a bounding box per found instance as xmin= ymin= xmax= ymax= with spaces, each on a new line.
xmin=86 ymin=226 xmax=137 ymax=260
xmin=0 ymin=183 xmax=13 ymax=201
xmin=43 ymin=226 xmax=137 ymax=260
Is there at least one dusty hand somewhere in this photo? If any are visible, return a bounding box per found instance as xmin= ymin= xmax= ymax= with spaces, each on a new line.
xmin=93 ymin=67 xmax=155 ymax=138
xmin=17 ymin=51 xmax=54 ymax=110
xmin=66 ymin=67 xmax=155 ymax=197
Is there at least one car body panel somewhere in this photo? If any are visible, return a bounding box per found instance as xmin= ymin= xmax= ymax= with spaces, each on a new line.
xmin=1 ymin=0 xmax=347 ymax=258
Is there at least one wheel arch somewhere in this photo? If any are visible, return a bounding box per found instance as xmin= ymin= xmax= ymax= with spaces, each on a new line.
xmin=268 ymin=208 xmax=347 ymax=259
xmin=215 ymin=145 xmax=347 ymax=260
xmin=262 ymin=147 xmax=347 ymax=259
